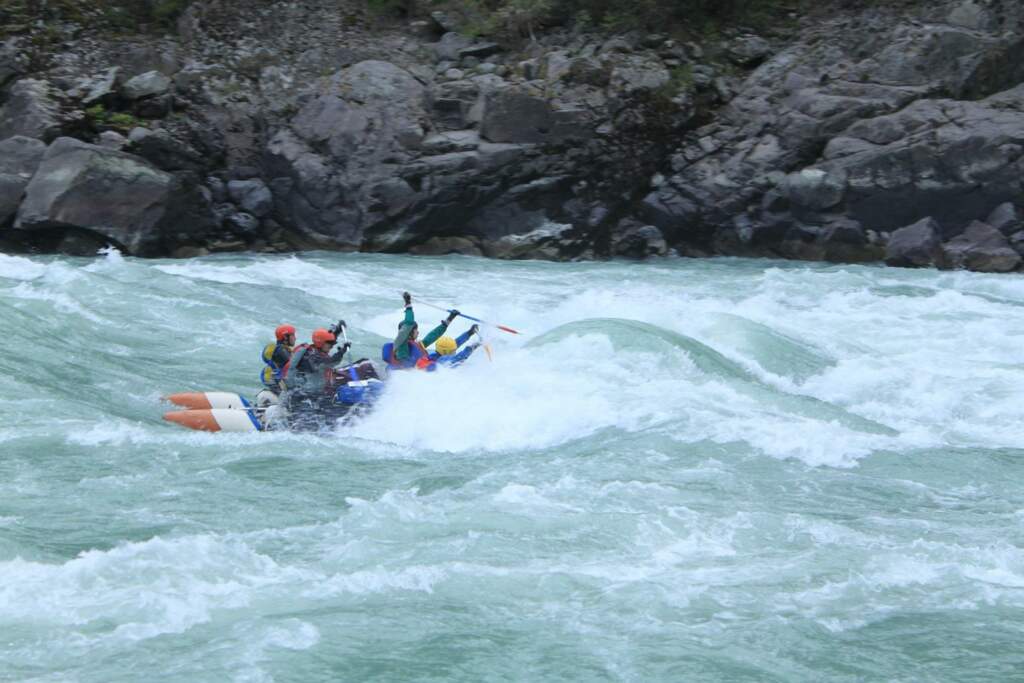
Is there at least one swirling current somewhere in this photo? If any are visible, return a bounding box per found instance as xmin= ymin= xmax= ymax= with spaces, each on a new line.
xmin=1 ymin=250 xmax=1023 ymax=682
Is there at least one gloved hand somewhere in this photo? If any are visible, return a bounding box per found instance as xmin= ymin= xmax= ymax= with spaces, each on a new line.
xmin=331 ymin=320 xmax=346 ymax=337
xmin=341 ymin=342 xmax=352 ymax=354
xmin=445 ymin=309 xmax=460 ymax=324
xmin=403 ymin=291 xmax=412 ymax=306
xmin=468 ymin=324 xmax=479 ymax=336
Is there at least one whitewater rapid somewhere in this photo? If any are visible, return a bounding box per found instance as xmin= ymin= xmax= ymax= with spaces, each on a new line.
xmin=1 ymin=250 xmax=1023 ymax=681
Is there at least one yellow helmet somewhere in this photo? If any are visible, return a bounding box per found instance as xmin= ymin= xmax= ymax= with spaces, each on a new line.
xmin=435 ymin=336 xmax=457 ymax=356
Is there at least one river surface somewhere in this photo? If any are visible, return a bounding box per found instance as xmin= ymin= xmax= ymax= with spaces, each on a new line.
xmin=1 ymin=250 xmax=1023 ymax=682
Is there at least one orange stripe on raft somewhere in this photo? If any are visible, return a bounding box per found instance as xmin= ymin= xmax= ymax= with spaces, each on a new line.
xmin=163 ymin=409 xmax=222 ymax=432
xmin=164 ymin=392 xmax=213 ymax=410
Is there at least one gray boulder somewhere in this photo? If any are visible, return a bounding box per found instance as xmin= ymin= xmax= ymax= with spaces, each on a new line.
xmin=942 ymin=220 xmax=1021 ymax=272
xmin=79 ymin=67 xmax=122 ymax=105
xmin=97 ymin=131 xmax=129 ymax=150
xmin=435 ymin=33 xmax=473 ymax=62
xmin=227 ymin=179 xmax=273 ymax=217
xmin=612 ymin=222 xmax=668 ymax=259
xmin=728 ymin=35 xmax=772 ymax=66
xmin=0 ymin=79 xmax=63 ymax=141
xmin=782 ymin=168 xmax=847 ymax=211
xmin=819 ymin=218 xmax=881 ymax=263
xmin=0 ymin=136 xmax=47 ymax=225
xmin=121 ymin=71 xmax=172 ymax=100
xmin=127 ymin=128 xmax=205 ymax=172
xmin=136 ymin=94 xmax=173 ymax=119
xmin=986 ymin=203 xmax=1022 ymax=236
xmin=610 ymin=56 xmax=670 ymax=93
xmin=885 ymin=217 xmax=944 ymax=268
xmin=14 ymin=137 xmax=210 ymax=254
xmin=225 ymin=211 xmax=260 ymax=235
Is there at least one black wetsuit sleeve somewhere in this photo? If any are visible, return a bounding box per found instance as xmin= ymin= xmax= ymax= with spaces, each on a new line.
xmin=272 ymin=345 xmax=292 ymax=367
xmin=329 ymin=346 xmax=347 ymax=364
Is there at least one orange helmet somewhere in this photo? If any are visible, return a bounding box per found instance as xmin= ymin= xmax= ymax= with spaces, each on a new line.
xmin=275 ymin=324 xmax=296 ymax=342
xmin=311 ymin=328 xmax=336 ymax=349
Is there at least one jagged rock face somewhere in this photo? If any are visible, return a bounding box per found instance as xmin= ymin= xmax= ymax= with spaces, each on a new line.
xmin=819 ymin=87 xmax=1024 ymax=236
xmin=14 ymin=137 xmax=212 ymax=254
xmin=0 ymin=136 xmax=47 ymax=226
xmin=644 ymin=0 xmax=1024 ymax=262
xmin=0 ymin=0 xmax=1021 ymax=270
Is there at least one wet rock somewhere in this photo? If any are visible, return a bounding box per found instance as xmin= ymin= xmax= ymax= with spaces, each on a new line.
xmin=0 ymin=79 xmax=63 ymax=141
xmin=0 ymin=136 xmax=47 ymax=225
xmin=638 ymin=190 xmax=700 ymax=242
xmin=121 ymin=70 xmax=172 ymax=100
xmin=409 ymin=236 xmax=482 ymax=256
xmin=986 ymin=203 xmax=1022 ymax=237
xmin=885 ymin=217 xmax=944 ymax=268
xmin=942 ymin=220 xmax=1021 ymax=272
xmin=819 ymin=218 xmax=881 ymax=263
xmin=612 ymin=221 xmax=667 ymax=259
xmin=227 ymin=179 xmax=273 ymax=217
xmin=15 ymin=137 xmax=213 ymax=254
xmin=172 ymin=245 xmax=210 ymax=258
xmin=57 ymin=229 xmax=111 ymax=256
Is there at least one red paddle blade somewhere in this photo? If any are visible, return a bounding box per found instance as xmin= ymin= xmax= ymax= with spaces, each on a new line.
xmin=496 ymin=325 xmax=520 ymax=335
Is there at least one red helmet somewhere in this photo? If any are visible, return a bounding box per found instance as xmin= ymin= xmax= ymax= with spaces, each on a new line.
xmin=275 ymin=324 xmax=296 ymax=342
xmin=311 ymin=328 xmax=336 ymax=349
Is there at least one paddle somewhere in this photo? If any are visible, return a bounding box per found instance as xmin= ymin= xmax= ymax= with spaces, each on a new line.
xmin=413 ymin=298 xmax=522 ymax=335
xmin=472 ymin=326 xmax=493 ymax=362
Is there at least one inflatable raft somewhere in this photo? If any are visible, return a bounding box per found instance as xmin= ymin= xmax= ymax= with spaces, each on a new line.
xmin=163 ymin=361 xmax=385 ymax=432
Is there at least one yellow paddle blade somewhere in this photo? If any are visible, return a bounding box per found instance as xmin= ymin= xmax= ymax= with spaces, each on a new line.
xmin=483 ymin=344 xmax=493 ymax=362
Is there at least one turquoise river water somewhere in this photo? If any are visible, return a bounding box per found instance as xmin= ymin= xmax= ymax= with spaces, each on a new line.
xmin=1 ymin=250 xmax=1023 ymax=682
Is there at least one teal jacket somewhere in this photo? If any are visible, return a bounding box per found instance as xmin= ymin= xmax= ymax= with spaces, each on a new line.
xmin=393 ymin=306 xmax=447 ymax=362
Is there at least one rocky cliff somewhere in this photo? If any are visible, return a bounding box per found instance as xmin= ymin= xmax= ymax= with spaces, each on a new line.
xmin=0 ymin=0 xmax=1022 ymax=271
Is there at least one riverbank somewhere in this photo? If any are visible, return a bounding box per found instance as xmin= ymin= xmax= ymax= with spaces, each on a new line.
xmin=0 ymin=0 xmax=1022 ymax=271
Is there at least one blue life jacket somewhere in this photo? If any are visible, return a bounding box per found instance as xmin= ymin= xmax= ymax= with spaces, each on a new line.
xmin=382 ymin=341 xmax=436 ymax=371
